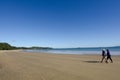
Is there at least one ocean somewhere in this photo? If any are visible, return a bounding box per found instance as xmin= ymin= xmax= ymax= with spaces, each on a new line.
xmin=25 ymin=47 xmax=120 ymax=55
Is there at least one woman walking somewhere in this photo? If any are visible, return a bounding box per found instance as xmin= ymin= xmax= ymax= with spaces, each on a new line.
xmin=101 ymin=49 xmax=106 ymax=63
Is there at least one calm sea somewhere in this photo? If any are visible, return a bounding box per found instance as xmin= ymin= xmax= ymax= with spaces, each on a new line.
xmin=25 ymin=47 xmax=120 ymax=55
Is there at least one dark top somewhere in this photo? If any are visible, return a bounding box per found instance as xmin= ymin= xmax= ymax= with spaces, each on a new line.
xmin=107 ymin=50 xmax=111 ymax=57
xmin=102 ymin=50 xmax=105 ymax=56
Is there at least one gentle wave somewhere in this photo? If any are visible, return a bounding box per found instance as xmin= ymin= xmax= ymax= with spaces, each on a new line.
xmin=25 ymin=49 xmax=120 ymax=55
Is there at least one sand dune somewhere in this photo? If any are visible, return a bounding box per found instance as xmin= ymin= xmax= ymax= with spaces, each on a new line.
xmin=0 ymin=50 xmax=120 ymax=80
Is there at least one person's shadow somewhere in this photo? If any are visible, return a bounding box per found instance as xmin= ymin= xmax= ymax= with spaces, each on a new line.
xmin=83 ymin=60 xmax=100 ymax=63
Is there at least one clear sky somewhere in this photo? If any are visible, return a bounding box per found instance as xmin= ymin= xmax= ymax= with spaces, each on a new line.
xmin=0 ymin=0 xmax=120 ymax=48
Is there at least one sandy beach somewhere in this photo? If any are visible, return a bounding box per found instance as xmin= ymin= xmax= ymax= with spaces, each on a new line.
xmin=0 ymin=50 xmax=120 ymax=80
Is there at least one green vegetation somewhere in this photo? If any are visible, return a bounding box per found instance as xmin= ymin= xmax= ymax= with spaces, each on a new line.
xmin=0 ymin=43 xmax=15 ymax=50
xmin=0 ymin=42 xmax=52 ymax=50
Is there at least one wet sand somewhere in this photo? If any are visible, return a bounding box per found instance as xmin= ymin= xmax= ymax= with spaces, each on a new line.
xmin=0 ymin=50 xmax=120 ymax=80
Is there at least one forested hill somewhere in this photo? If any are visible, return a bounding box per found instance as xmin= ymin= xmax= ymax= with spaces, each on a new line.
xmin=0 ymin=43 xmax=52 ymax=50
xmin=0 ymin=43 xmax=16 ymax=50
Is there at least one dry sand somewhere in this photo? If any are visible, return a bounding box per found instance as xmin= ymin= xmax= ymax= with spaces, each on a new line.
xmin=0 ymin=50 xmax=120 ymax=80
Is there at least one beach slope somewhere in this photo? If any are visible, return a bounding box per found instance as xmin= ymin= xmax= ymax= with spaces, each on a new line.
xmin=0 ymin=50 xmax=120 ymax=80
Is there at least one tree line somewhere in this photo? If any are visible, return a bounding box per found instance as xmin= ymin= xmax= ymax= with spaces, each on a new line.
xmin=0 ymin=43 xmax=52 ymax=50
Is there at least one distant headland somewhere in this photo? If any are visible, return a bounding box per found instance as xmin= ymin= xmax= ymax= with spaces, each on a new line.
xmin=0 ymin=42 xmax=52 ymax=50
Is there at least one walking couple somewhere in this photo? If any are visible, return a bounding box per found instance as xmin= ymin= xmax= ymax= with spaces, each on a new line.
xmin=101 ymin=49 xmax=113 ymax=63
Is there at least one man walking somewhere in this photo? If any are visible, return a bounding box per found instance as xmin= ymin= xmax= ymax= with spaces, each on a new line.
xmin=106 ymin=49 xmax=113 ymax=63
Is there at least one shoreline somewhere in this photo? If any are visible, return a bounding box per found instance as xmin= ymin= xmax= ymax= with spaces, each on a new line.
xmin=24 ymin=49 xmax=120 ymax=56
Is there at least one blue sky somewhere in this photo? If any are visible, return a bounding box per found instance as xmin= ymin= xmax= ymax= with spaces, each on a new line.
xmin=0 ymin=0 xmax=120 ymax=48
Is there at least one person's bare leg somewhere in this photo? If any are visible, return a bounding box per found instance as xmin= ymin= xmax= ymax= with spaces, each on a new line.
xmin=106 ymin=57 xmax=108 ymax=63
xmin=101 ymin=57 xmax=105 ymax=63
xmin=110 ymin=57 xmax=113 ymax=63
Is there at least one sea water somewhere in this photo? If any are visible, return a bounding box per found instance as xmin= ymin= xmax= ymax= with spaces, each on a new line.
xmin=25 ymin=47 xmax=120 ymax=55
